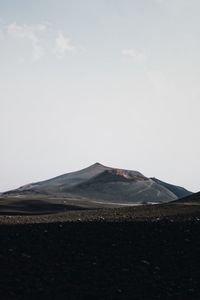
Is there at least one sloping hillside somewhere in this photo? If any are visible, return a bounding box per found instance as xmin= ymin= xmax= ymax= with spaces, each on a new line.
xmin=2 ymin=163 xmax=192 ymax=204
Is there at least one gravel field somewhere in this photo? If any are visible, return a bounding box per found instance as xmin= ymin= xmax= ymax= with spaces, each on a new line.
xmin=0 ymin=205 xmax=200 ymax=299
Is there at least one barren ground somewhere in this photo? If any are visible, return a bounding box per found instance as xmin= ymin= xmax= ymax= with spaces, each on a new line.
xmin=0 ymin=204 xmax=200 ymax=299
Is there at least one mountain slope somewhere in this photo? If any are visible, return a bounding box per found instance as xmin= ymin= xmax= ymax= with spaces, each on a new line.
xmin=2 ymin=163 xmax=192 ymax=204
xmin=151 ymin=178 xmax=192 ymax=198
xmin=171 ymin=192 xmax=200 ymax=204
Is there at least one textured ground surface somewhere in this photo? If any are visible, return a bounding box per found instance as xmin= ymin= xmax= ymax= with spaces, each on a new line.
xmin=0 ymin=205 xmax=200 ymax=299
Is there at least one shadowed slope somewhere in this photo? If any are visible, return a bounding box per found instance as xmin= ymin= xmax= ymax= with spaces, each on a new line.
xmin=172 ymin=192 xmax=200 ymax=204
xmin=151 ymin=178 xmax=192 ymax=198
xmin=67 ymin=170 xmax=180 ymax=204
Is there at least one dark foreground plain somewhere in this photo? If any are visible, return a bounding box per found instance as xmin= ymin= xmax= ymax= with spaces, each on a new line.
xmin=0 ymin=204 xmax=200 ymax=300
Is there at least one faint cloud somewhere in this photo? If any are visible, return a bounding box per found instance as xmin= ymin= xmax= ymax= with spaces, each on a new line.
xmin=122 ymin=47 xmax=168 ymax=93
xmin=145 ymin=69 xmax=168 ymax=92
xmin=191 ymin=87 xmax=200 ymax=99
xmin=0 ymin=29 xmax=3 ymax=40
xmin=6 ymin=23 xmax=46 ymax=61
xmin=54 ymin=32 xmax=75 ymax=58
xmin=122 ymin=48 xmax=146 ymax=65
xmin=153 ymin=0 xmax=164 ymax=3
xmin=0 ymin=17 xmax=4 ymax=26
xmin=3 ymin=22 xmax=81 ymax=61
xmin=153 ymin=0 xmax=169 ymax=4
xmin=0 ymin=20 xmax=5 ymax=40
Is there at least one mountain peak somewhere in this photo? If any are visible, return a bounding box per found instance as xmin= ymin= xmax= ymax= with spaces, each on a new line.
xmin=94 ymin=162 xmax=103 ymax=166
xmin=2 ymin=163 xmax=192 ymax=205
xmin=93 ymin=162 xmax=104 ymax=167
xmin=87 ymin=162 xmax=108 ymax=170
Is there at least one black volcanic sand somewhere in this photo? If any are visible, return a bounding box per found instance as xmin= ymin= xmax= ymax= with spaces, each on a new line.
xmin=0 ymin=205 xmax=200 ymax=299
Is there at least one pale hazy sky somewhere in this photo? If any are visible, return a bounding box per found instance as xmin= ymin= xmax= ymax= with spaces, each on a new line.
xmin=0 ymin=0 xmax=200 ymax=192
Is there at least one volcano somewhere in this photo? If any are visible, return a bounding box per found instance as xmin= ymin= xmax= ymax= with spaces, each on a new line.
xmin=2 ymin=163 xmax=192 ymax=205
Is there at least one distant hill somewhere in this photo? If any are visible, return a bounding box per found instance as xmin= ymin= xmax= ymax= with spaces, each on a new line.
xmin=171 ymin=192 xmax=200 ymax=204
xmin=2 ymin=163 xmax=192 ymax=204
